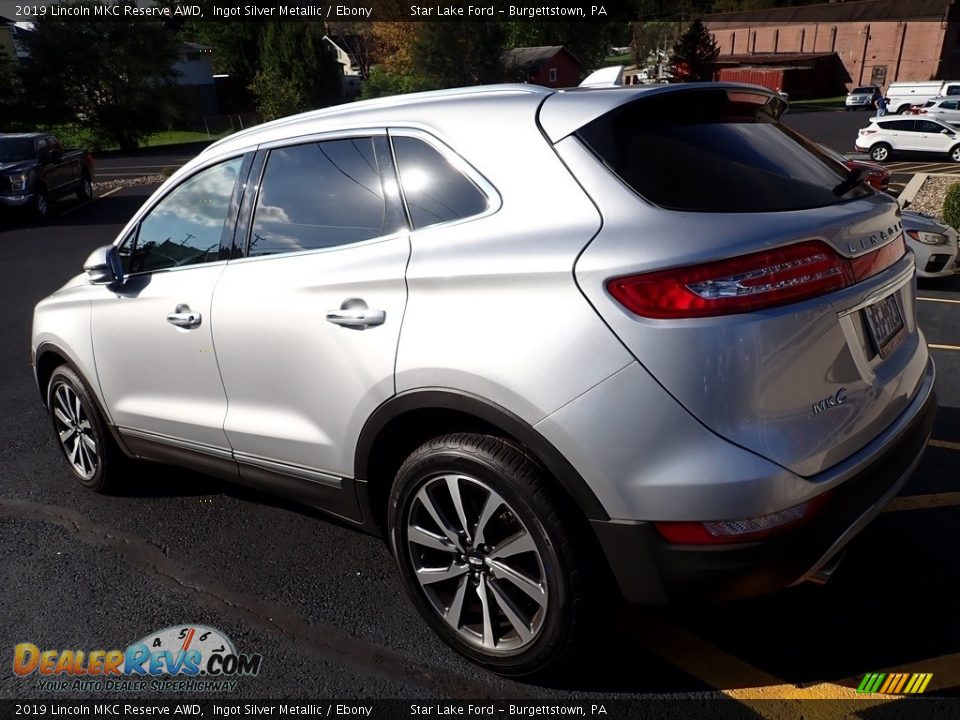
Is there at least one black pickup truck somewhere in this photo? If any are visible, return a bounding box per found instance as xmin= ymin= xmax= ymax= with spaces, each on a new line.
xmin=0 ymin=133 xmax=95 ymax=219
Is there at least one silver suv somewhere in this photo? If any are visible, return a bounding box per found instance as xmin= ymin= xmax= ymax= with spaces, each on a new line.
xmin=32 ymin=83 xmax=936 ymax=676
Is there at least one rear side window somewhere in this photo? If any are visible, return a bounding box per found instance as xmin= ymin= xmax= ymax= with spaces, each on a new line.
xmin=391 ymin=136 xmax=488 ymax=229
xmin=576 ymin=89 xmax=870 ymax=213
xmin=878 ymin=120 xmax=916 ymax=131
xmin=250 ymin=138 xmax=387 ymax=256
xmin=946 ymin=85 xmax=960 ymax=96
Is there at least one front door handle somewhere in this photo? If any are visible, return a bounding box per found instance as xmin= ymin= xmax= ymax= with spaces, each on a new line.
xmin=326 ymin=298 xmax=386 ymax=329
xmin=166 ymin=304 xmax=202 ymax=329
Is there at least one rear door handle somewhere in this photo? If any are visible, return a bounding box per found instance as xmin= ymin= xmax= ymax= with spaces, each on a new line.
xmin=166 ymin=304 xmax=202 ymax=329
xmin=326 ymin=299 xmax=385 ymax=329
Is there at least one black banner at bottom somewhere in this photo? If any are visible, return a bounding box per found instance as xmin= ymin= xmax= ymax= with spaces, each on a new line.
xmin=0 ymin=699 xmax=958 ymax=720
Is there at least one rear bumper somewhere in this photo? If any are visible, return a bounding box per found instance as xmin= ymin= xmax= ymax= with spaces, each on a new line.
xmin=592 ymin=360 xmax=937 ymax=605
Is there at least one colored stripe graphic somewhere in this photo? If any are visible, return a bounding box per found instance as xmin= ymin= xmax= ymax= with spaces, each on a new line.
xmin=857 ymin=672 xmax=932 ymax=694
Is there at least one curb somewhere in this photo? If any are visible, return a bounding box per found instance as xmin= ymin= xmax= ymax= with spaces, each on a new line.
xmin=898 ymin=172 xmax=928 ymax=208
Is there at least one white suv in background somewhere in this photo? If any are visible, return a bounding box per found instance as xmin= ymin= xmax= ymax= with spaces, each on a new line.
xmin=856 ymin=116 xmax=960 ymax=162
xmin=916 ymin=97 xmax=960 ymax=126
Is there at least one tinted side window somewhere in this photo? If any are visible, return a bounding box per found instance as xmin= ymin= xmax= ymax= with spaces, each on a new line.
xmin=946 ymin=85 xmax=960 ymax=96
xmin=119 ymin=158 xmax=242 ymax=274
xmin=249 ymin=138 xmax=387 ymax=256
xmin=391 ymin=136 xmax=488 ymax=229
xmin=917 ymin=120 xmax=948 ymax=133
xmin=879 ymin=120 xmax=916 ymax=131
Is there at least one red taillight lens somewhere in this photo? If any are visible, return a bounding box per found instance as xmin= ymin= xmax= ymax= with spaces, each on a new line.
xmin=653 ymin=492 xmax=833 ymax=545
xmin=608 ymin=241 xmax=851 ymax=319
xmin=608 ymin=238 xmax=906 ymax=319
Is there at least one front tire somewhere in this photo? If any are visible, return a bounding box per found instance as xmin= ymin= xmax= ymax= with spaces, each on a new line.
xmin=870 ymin=143 xmax=892 ymax=162
xmin=33 ymin=189 xmax=49 ymax=220
xmin=47 ymin=366 xmax=124 ymax=493
xmin=388 ymin=434 xmax=597 ymax=677
xmin=76 ymin=173 xmax=93 ymax=201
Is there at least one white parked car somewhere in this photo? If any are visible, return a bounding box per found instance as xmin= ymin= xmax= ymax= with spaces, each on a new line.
xmin=902 ymin=210 xmax=959 ymax=278
xmin=855 ymin=116 xmax=960 ymax=162
xmin=916 ymin=97 xmax=960 ymax=125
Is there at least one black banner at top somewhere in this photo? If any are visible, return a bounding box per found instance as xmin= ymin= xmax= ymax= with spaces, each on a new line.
xmin=1 ymin=0 xmax=647 ymax=24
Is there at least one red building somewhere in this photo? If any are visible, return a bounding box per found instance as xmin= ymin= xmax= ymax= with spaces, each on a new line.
xmin=705 ymin=0 xmax=960 ymax=95
xmin=503 ymin=46 xmax=583 ymax=88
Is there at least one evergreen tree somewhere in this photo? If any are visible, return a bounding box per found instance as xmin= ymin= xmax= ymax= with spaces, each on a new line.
xmin=670 ymin=19 xmax=720 ymax=82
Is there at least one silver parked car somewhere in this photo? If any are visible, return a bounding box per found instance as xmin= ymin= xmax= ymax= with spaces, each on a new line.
xmin=32 ymin=83 xmax=936 ymax=676
xmin=902 ymin=209 xmax=960 ymax=278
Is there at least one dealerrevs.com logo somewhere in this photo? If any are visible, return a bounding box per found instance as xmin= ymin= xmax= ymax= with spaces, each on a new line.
xmin=13 ymin=625 xmax=262 ymax=692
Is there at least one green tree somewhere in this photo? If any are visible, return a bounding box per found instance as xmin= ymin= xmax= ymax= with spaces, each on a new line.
xmin=22 ymin=0 xmax=181 ymax=150
xmin=670 ymin=19 xmax=720 ymax=82
xmin=0 ymin=47 xmax=22 ymax=127
xmin=412 ymin=21 xmax=506 ymax=88
xmin=249 ymin=23 xmax=344 ymax=120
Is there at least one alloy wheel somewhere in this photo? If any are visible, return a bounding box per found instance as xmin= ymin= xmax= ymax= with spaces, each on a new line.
xmin=404 ymin=473 xmax=548 ymax=654
xmin=51 ymin=382 xmax=98 ymax=480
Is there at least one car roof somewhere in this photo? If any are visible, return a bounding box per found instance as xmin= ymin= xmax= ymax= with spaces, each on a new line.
xmin=0 ymin=133 xmax=43 ymax=139
xmin=199 ymin=81 xmax=779 ymax=162
xmin=201 ymin=84 xmax=553 ymax=159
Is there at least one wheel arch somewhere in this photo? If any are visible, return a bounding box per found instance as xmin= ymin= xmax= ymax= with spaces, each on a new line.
xmin=34 ymin=342 xmax=132 ymax=456
xmin=355 ymin=389 xmax=610 ymax=532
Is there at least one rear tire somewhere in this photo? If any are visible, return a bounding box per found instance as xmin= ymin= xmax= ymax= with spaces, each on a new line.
xmin=949 ymin=146 xmax=960 ymax=163
xmin=388 ymin=433 xmax=600 ymax=677
xmin=47 ymin=366 xmax=125 ymax=493
xmin=897 ymin=105 xmax=912 ymax=115
xmin=870 ymin=143 xmax=892 ymax=162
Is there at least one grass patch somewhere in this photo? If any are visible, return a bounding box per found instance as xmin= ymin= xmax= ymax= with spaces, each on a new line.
xmin=604 ymin=52 xmax=632 ymax=66
xmin=31 ymin=125 xmax=230 ymax=152
xmin=144 ymin=130 xmax=231 ymax=146
xmin=789 ymin=95 xmax=848 ymax=111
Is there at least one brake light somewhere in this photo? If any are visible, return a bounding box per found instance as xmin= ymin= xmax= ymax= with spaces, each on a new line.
xmin=653 ymin=492 xmax=833 ymax=545
xmin=859 ymin=129 xmax=877 ymax=135
xmin=608 ymin=238 xmax=906 ymax=319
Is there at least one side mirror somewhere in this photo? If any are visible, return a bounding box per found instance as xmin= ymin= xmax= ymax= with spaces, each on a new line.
xmin=83 ymin=245 xmax=124 ymax=285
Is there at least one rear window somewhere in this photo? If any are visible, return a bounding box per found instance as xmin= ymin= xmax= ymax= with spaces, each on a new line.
xmin=576 ymin=89 xmax=871 ymax=213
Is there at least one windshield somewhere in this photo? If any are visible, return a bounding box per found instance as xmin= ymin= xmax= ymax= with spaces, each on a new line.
xmin=577 ymin=88 xmax=870 ymax=213
xmin=0 ymin=138 xmax=36 ymax=163
xmin=852 ymin=87 xmax=877 ymax=94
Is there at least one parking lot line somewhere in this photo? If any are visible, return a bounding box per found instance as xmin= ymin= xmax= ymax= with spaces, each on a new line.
xmin=917 ymin=297 xmax=960 ymax=305
xmin=60 ymin=186 xmax=123 ymax=216
xmin=884 ymin=491 xmax=960 ymax=512
xmin=928 ymin=343 xmax=960 ymax=351
xmin=632 ymin=614 xmax=892 ymax=713
xmin=928 ymin=438 xmax=960 ymax=451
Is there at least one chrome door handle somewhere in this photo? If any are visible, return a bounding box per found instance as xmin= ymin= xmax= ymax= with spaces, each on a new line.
xmin=326 ymin=299 xmax=385 ymax=329
xmin=166 ymin=304 xmax=202 ymax=329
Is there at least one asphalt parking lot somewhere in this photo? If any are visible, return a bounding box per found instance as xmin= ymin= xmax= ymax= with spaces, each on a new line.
xmin=1 ymin=111 xmax=958 ymax=715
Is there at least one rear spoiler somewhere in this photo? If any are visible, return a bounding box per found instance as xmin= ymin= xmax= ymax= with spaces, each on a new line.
xmin=579 ymin=65 xmax=625 ymax=88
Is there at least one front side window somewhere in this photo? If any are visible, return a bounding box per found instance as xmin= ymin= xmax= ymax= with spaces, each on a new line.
xmin=917 ymin=120 xmax=948 ymax=133
xmin=119 ymin=157 xmax=242 ymax=274
xmin=391 ymin=136 xmax=488 ymax=229
xmin=249 ymin=138 xmax=387 ymax=256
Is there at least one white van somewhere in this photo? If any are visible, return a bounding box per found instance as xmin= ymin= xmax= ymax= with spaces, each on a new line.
xmin=887 ymin=80 xmax=960 ymax=114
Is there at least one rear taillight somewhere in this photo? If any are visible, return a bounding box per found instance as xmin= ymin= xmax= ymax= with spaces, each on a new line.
xmin=608 ymin=237 xmax=906 ymax=319
xmin=653 ymin=492 xmax=832 ymax=545
xmin=859 ymin=129 xmax=877 ymax=135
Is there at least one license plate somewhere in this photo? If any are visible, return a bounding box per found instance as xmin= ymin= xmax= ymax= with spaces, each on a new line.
xmin=863 ymin=294 xmax=906 ymax=359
